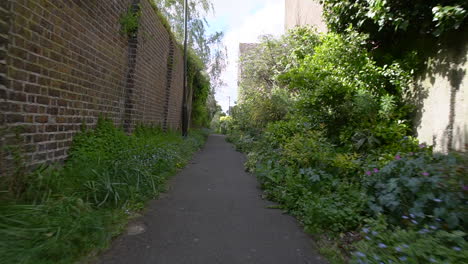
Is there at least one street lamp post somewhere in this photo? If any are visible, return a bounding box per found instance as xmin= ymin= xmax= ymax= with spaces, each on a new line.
xmin=182 ymin=0 xmax=189 ymax=137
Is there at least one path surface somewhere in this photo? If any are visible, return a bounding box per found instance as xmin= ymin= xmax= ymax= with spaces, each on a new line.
xmin=98 ymin=134 xmax=326 ymax=264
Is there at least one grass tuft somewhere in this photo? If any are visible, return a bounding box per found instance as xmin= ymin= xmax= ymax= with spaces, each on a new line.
xmin=0 ymin=118 xmax=208 ymax=263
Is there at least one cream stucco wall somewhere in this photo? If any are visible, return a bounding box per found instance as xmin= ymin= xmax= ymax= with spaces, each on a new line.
xmin=412 ymin=33 xmax=467 ymax=152
xmin=285 ymin=0 xmax=327 ymax=32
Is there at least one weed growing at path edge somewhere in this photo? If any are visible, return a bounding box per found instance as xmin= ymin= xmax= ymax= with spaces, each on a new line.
xmin=0 ymin=118 xmax=208 ymax=264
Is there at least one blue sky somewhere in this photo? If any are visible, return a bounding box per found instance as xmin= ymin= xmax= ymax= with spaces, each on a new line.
xmin=206 ymin=0 xmax=285 ymax=112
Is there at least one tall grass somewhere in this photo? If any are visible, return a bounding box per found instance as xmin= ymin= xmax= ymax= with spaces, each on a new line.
xmin=0 ymin=118 xmax=208 ymax=264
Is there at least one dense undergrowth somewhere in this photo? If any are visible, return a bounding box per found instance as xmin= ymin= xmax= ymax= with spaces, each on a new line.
xmin=222 ymin=26 xmax=467 ymax=263
xmin=0 ymin=118 xmax=207 ymax=264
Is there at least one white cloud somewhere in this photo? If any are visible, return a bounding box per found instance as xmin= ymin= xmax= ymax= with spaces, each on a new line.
xmin=207 ymin=0 xmax=285 ymax=112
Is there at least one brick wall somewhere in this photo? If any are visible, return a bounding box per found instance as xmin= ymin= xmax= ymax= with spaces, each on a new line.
xmin=0 ymin=0 xmax=186 ymax=173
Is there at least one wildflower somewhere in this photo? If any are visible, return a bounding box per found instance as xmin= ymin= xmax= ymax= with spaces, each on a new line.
xmin=395 ymin=155 xmax=401 ymax=160
xmin=365 ymin=236 xmax=371 ymax=240
xmin=418 ymin=229 xmax=429 ymax=234
xmin=395 ymin=246 xmax=402 ymax=252
xmin=433 ymin=198 xmax=443 ymax=203
xmin=419 ymin=143 xmax=426 ymax=148
xmin=410 ymin=213 xmax=415 ymax=218
xmin=411 ymin=219 xmax=418 ymax=225
xmin=462 ymin=185 xmax=468 ymax=191
xmin=402 ymin=215 xmax=409 ymax=219
xmin=355 ymin=251 xmax=366 ymax=257
xmin=372 ymin=231 xmax=378 ymax=236
xmin=378 ymin=243 xmax=387 ymax=248
xmin=429 ymin=258 xmax=437 ymax=263
xmin=429 ymin=225 xmax=438 ymax=230
xmin=436 ymin=218 xmax=442 ymax=222
xmin=365 ymin=171 xmax=372 ymax=176
xmin=452 ymin=246 xmax=461 ymax=251
xmin=362 ymin=227 xmax=370 ymax=233
xmin=399 ymin=256 xmax=408 ymax=261
xmin=421 ymin=172 xmax=429 ymax=176
xmin=402 ymin=244 xmax=409 ymax=248
xmin=373 ymin=168 xmax=379 ymax=173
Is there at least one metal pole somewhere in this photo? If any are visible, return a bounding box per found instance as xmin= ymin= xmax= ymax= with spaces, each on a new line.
xmin=182 ymin=0 xmax=189 ymax=137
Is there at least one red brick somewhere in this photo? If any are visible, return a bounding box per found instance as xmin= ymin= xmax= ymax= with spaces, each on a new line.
xmin=35 ymin=115 xmax=48 ymax=123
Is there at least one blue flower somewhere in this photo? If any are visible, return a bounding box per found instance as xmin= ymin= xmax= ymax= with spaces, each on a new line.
xmin=429 ymin=225 xmax=438 ymax=230
xmin=410 ymin=213 xmax=415 ymax=218
xmin=395 ymin=246 xmax=402 ymax=252
xmin=372 ymin=231 xmax=378 ymax=236
xmin=365 ymin=236 xmax=371 ymax=240
xmin=399 ymin=256 xmax=408 ymax=261
xmin=452 ymin=246 xmax=461 ymax=251
xmin=355 ymin=251 xmax=366 ymax=257
xmin=411 ymin=219 xmax=418 ymax=225
xmin=362 ymin=228 xmax=369 ymax=233
xmin=418 ymin=229 xmax=429 ymax=234
xmin=402 ymin=215 xmax=409 ymax=219
xmin=378 ymin=243 xmax=387 ymax=248
xmin=429 ymin=258 xmax=437 ymax=263
xmin=402 ymin=244 xmax=409 ymax=248
xmin=433 ymin=198 xmax=443 ymax=203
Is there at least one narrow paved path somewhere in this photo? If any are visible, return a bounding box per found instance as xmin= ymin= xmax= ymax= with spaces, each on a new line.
xmin=98 ymin=135 xmax=326 ymax=264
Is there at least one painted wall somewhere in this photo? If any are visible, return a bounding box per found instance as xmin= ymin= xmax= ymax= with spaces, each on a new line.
xmin=285 ymin=0 xmax=327 ymax=32
xmin=411 ymin=29 xmax=468 ymax=152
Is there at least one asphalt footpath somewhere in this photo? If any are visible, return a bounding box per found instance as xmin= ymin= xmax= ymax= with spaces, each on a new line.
xmin=97 ymin=134 xmax=327 ymax=264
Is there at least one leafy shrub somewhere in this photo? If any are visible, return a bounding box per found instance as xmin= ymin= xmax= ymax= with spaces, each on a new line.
xmin=281 ymin=130 xmax=334 ymax=169
xmin=226 ymin=25 xmax=467 ymax=262
xmin=278 ymin=31 xmax=411 ymax=145
xmin=365 ymin=150 xmax=467 ymax=231
xmin=352 ymin=217 xmax=468 ymax=264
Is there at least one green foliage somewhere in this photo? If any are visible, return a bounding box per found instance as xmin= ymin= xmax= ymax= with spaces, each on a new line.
xmin=153 ymin=0 xmax=227 ymax=91
xmin=279 ymin=31 xmax=412 ymax=146
xmin=365 ymin=150 xmax=467 ymax=230
xmin=351 ymin=217 xmax=468 ymax=264
xmin=238 ymin=27 xmax=320 ymax=101
xmin=227 ymin=25 xmax=468 ymax=262
xmin=0 ymin=127 xmax=28 ymax=199
xmin=120 ymin=5 xmax=141 ymax=38
xmin=188 ymin=51 xmax=212 ymax=127
xmin=432 ymin=4 xmax=468 ymax=36
xmin=0 ymin=118 xmax=207 ymax=263
xmin=320 ymin=0 xmax=468 ymax=38
xmin=320 ymin=0 xmax=468 ymax=69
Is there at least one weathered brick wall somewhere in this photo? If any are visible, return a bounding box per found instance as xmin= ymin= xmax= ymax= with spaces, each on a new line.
xmin=167 ymin=46 xmax=184 ymax=130
xmin=132 ymin=0 xmax=183 ymax=130
xmin=0 ymin=0 xmax=186 ymax=172
xmin=0 ymin=0 xmax=11 ymax=173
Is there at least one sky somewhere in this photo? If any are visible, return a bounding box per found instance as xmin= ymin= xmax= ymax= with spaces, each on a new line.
xmin=206 ymin=0 xmax=285 ymax=112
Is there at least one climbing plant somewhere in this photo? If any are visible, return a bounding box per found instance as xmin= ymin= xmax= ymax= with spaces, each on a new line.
xmin=119 ymin=5 xmax=142 ymax=38
xmin=320 ymin=0 xmax=467 ymax=38
xmin=320 ymin=0 xmax=468 ymax=63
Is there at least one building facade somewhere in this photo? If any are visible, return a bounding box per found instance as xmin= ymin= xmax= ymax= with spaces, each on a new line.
xmin=285 ymin=0 xmax=327 ymax=32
